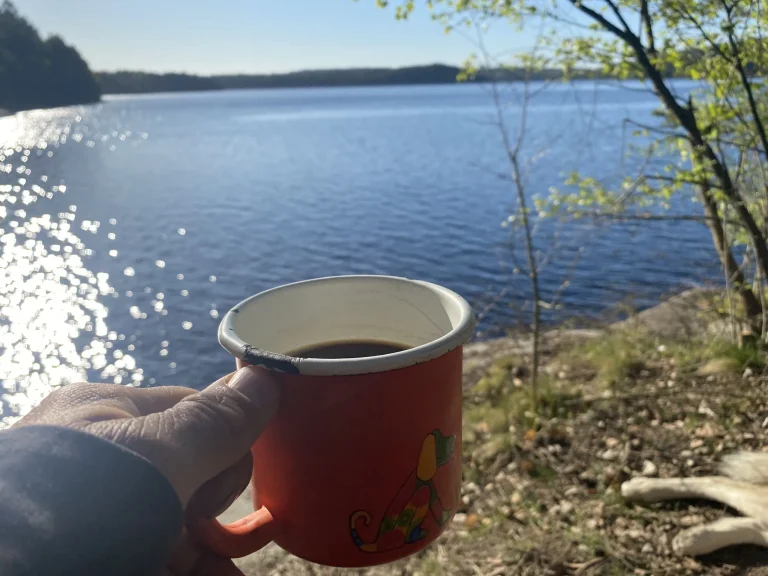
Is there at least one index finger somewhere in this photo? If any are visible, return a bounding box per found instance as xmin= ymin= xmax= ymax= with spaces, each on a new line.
xmin=123 ymin=385 xmax=200 ymax=416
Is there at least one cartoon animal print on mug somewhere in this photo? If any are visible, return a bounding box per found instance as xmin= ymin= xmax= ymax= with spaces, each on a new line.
xmin=350 ymin=430 xmax=455 ymax=553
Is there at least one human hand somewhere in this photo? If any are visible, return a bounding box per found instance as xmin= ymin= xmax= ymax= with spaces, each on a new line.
xmin=16 ymin=366 xmax=279 ymax=576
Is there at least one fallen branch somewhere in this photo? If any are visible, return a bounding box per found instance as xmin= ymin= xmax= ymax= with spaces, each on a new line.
xmin=622 ymin=452 xmax=768 ymax=555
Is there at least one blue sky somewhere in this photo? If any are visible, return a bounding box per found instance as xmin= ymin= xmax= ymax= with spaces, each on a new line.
xmin=14 ymin=0 xmax=542 ymax=74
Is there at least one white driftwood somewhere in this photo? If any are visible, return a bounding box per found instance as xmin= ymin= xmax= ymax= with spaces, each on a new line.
xmin=620 ymin=451 xmax=768 ymax=556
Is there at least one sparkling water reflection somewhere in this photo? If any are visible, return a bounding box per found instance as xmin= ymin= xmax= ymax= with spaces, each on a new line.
xmin=0 ymin=108 xmax=144 ymax=422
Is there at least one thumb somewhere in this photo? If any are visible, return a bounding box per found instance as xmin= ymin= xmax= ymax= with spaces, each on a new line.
xmin=94 ymin=367 xmax=280 ymax=506
xmin=163 ymin=366 xmax=280 ymax=504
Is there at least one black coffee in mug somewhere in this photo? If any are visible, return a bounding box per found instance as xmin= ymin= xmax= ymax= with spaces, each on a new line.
xmin=289 ymin=340 xmax=409 ymax=359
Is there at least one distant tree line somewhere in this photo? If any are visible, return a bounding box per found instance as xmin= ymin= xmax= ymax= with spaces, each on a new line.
xmin=95 ymin=72 xmax=221 ymax=95
xmin=96 ymin=64 xmax=602 ymax=95
xmin=96 ymin=55 xmax=719 ymax=95
xmin=0 ymin=1 xmax=100 ymax=111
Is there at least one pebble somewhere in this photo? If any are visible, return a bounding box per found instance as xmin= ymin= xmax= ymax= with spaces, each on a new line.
xmin=641 ymin=542 xmax=654 ymax=554
xmin=690 ymin=439 xmax=705 ymax=449
xmin=680 ymin=514 xmax=704 ymax=527
xmin=716 ymin=441 xmax=725 ymax=452
xmin=683 ymin=558 xmax=703 ymax=571
xmin=641 ymin=460 xmax=658 ymax=477
xmin=559 ymin=501 xmax=574 ymax=516
xmin=510 ymin=492 xmax=522 ymax=505
xmin=658 ymin=532 xmax=671 ymax=555
xmin=605 ymin=437 xmax=621 ymax=448
xmin=452 ymin=513 xmax=467 ymax=525
xmin=595 ymin=501 xmax=605 ymax=518
xmin=600 ymin=449 xmax=620 ymax=461
xmin=744 ymin=367 xmax=754 ymax=378
xmin=698 ymin=400 xmax=716 ymax=418
xmin=564 ymin=486 xmax=580 ymax=497
xmin=694 ymin=423 xmax=717 ymax=438
xmin=679 ymin=449 xmax=693 ymax=458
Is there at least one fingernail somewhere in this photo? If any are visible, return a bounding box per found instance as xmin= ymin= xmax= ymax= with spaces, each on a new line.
xmin=227 ymin=366 xmax=280 ymax=408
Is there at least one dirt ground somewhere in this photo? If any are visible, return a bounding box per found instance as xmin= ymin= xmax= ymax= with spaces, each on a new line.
xmin=224 ymin=300 xmax=768 ymax=575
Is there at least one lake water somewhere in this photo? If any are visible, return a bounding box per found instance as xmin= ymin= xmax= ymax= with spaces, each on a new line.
xmin=0 ymin=81 xmax=719 ymax=423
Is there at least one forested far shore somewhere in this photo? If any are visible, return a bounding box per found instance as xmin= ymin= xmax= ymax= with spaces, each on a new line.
xmin=96 ymin=65 xmax=604 ymax=95
xmin=0 ymin=1 xmax=100 ymax=111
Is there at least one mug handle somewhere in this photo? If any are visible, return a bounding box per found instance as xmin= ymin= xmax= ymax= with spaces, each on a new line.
xmin=189 ymin=506 xmax=278 ymax=558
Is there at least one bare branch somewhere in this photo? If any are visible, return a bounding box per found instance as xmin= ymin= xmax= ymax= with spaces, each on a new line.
xmin=602 ymin=0 xmax=633 ymax=34
xmin=644 ymin=174 xmax=714 ymax=187
xmin=623 ymin=118 xmax=690 ymax=140
xmin=567 ymin=0 xmax=633 ymax=41
xmin=640 ymin=0 xmax=656 ymax=55
xmin=671 ymin=4 xmax=733 ymax=63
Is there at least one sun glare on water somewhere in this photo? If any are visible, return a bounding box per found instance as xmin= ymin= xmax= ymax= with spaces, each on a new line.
xmin=0 ymin=107 xmax=147 ymax=425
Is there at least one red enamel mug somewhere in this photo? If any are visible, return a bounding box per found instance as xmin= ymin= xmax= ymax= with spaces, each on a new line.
xmin=190 ymin=275 xmax=475 ymax=567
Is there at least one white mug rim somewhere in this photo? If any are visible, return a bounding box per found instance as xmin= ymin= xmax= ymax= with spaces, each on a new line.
xmin=218 ymin=275 xmax=476 ymax=376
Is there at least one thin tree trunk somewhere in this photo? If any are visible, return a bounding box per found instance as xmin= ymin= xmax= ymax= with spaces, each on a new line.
xmin=511 ymin=153 xmax=540 ymax=408
xmin=699 ymin=183 xmax=763 ymax=324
